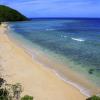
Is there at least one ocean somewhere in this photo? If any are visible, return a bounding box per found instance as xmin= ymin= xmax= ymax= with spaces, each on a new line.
xmin=8 ymin=18 xmax=100 ymax=96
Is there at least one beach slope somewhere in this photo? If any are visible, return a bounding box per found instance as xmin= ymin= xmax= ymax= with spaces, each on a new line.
xmin=0 ymin=25 xmax=86 ymax=100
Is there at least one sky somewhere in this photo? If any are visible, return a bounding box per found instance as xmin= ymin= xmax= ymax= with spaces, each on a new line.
xmin=0 ymin=0 xmax=100 ymax=18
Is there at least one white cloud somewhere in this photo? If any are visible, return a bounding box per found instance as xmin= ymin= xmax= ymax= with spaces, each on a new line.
xmin=1 ymin=0 xmax=100 ymax=17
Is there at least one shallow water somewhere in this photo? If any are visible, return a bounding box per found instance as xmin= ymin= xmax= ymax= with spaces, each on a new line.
xmin=8 ymin=18 xmax=100 ymax=95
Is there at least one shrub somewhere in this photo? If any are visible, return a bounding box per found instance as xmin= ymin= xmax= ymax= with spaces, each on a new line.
xmin=0 ymin=78 xmax=34 ymax=100
xmin=86 ymin=95 xmax=100 ymax=100
xmin=0 ymin=78 xmax=6 ymax=87
xmin=11 ymin=83 xmax=23 ymax=100
xmin=0 ymin=88 xmax=9 ymax=100
xmin=21 ymin=95 xmax=33 ymax=100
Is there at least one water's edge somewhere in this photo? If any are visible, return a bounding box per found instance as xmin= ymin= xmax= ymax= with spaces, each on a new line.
xmin=6 ymin=24 xmax=100 ymax=97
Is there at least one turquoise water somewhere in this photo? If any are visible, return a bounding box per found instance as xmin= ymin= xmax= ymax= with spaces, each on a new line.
xmin=8 ymin=19 xmax=100 ymax=95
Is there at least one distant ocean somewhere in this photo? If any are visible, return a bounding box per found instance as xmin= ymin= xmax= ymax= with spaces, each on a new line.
xmin=8 ymin=18 xmax=100 ymax=96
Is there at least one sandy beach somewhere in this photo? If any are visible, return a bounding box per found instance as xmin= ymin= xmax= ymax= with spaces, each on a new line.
xmin=0 ymin=24 xmax=87 ymax=100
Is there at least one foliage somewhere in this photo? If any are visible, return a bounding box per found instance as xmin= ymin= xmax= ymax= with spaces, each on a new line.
xmin=21 ymin=95 xmax=33 ymax=100
xmin=11 ymin=83 xmax=23 ymax=100
xmin=0 ymin=78 xmax=6 ymax=87
xmin=11 ymin=83 xmax=23 ymax=92
xmin=86 ymin=96 xmax=100 ymax=100
xmin=0 ymin=82 xmax=22 ymax=100
xmin=0 ymin=77 xmax=34 ymax=100
xmin=0 ymin=88 xmax=9 ymax=100
xmin=0 ymin=5 xmax=28 ymax=22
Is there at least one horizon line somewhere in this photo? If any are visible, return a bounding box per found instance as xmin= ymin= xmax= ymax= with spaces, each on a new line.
xmin=29 ymin=17 xmax=100 ymax=19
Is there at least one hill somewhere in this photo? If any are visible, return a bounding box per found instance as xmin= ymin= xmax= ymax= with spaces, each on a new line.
xmin=0 ymin=5 xmax=28 ymax=22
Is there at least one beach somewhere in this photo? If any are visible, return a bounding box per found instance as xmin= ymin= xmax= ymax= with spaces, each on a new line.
xmin=0 ymin=24 xmax=87 ymax=100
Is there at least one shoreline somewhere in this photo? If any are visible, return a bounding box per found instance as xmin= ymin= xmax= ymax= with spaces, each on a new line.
xmin=21 ymin=47 xmax=92 ymax=97
xmin=0 ymin=24 xmax=87 ymax=100
xmin=21 ymin=46 xmax=100 ymax=97
xmin=7 ymin=24 xmax=100 ymax=97
xmin=7 ymin=26 xmax=91 ymax=97
xmin=22 ymin=46 xmax=91 ymax=97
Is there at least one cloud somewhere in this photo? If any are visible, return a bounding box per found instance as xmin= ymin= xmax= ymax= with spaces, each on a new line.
xmin=0 ymin=0 xmax=100 ymax=17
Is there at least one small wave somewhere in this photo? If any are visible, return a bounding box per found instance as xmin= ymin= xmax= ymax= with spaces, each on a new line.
xmin=21 ymin=44 xmax=91 ymax=97
xmin=52 ymin=70 xmax=91 ymax=97
xmin=61 ymin=35 xmax=67 ymax=38
xmin=46 ymin=28 xmax=55 ymax=31
xmin=63 ymin=36 xmax=67 ymax=38
xmin=71 ymin=38 xmax=85 ymax=42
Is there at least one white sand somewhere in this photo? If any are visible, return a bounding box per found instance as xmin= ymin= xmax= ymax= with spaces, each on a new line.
xmin=0 ymin=25 xmax=86 ymax=100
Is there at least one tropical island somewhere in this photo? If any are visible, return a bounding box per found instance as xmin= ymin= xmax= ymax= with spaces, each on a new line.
xmin=0 ymin=5 xmax=100 ymax=100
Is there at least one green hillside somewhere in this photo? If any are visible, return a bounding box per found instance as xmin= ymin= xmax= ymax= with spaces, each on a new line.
xmin=0 ymin=5 xmax=28 ymax=22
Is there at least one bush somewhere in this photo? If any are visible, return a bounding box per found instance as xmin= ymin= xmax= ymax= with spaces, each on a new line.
xmin=11 ymin=83 xmax=23 ymax=100
xmin=21 ymin=95 xmax=33 ymax=100
xmin=0 ymin=78 xmax=6 ymax=87
xmin=0 ymin=88 xmax=9 ymax=100
xmin=86 ymin=96 xmax=100 ymax=100
xmin=0 ymin=78 xmax=34 ymax=100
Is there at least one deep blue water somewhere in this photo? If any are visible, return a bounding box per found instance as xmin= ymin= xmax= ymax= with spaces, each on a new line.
xmin=9 ymin=19 xmax=100 ymax=86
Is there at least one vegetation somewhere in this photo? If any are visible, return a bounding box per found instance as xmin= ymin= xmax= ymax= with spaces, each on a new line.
xmin=0 ymin=78 xmax=5 ymax=87
xmin=0 ymin=78 xmax=33 ymax=100
xmin=0 ymin=5 xmax=28 ymax=22
xmin=21 ymin=95 xmax=33 ymax=100
xmin=11 ymin=83 xmax=23 ymax=100
xmin=0 ymin=88 xmax=9 ymax=100
xmin=88 ymin=69 xmax=94 ymax=74
xmin=86 ymin=96 xmax=100 ymax=100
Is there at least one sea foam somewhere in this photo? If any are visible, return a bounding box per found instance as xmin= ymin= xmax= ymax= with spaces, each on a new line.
xmin=71 ymin=38 xmax=85 ymax=42
xmin=52 ymin=70 xmax=91 ymax=97
xmin=23 ymin=46 xmax=91 ymax=97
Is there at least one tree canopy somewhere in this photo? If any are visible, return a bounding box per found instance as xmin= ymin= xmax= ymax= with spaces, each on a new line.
xmin=0 ymin=5 xmax=28 ymax=22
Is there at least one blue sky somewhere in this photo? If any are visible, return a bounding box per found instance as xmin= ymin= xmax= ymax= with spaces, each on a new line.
xmin=0 ymin=0 xmax=100 ymax=18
